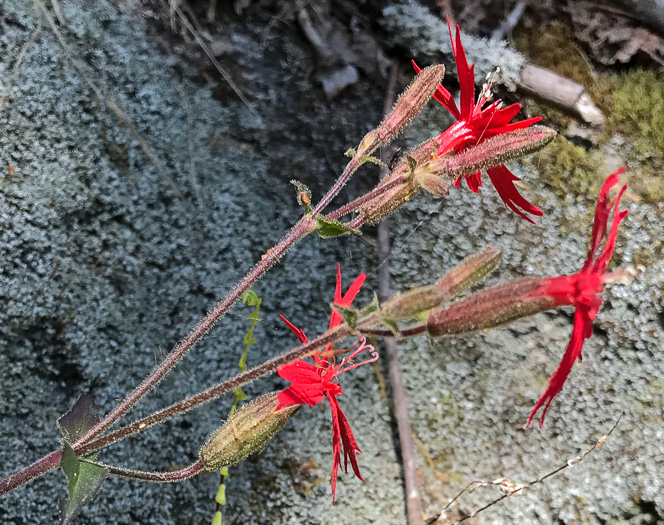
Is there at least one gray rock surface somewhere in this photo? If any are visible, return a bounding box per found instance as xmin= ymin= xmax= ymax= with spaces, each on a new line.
xmin=381 ymin=0 xmax=525 ymax=91
xmin=1 ymin=1 xmax=662 ymax=524
xmin=0 ymin=1 xmax=398 ymax=523
xmin=388 ymin=108 xmax=664 ymax=524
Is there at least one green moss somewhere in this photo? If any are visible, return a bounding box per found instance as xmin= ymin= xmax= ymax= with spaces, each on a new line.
xmin=515 ymin=26 xmax=664 ymax=204
xmin=643 ymin=177 xmax=664 ymax=204
xmin=534 ymin=136 xmax=603 ymax=201
xmin=632 ymin=241 xmax=664 ymax=267
xmin=607 ymin=69 xmax=664 ymax=156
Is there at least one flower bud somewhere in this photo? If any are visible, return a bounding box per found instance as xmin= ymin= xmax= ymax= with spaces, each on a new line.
xmin=199 ymin=393 xmax=300 ymax=471
xmin=437 ymin=246 xmax=503 ymax=297
xmin=381 ymin=284 xmax=449 ymax=321
xmin=376 ymin=65 xmax=446 ymax=144
xmin=427 ymin=278 xmax=554 ymax=337
xmin=413 ymin=170 xmax=451 ymax=197
xmin=442 ymin=126 xmax=556 ymax=180
xmin=380 ymin=246 xmax=502 ymax=321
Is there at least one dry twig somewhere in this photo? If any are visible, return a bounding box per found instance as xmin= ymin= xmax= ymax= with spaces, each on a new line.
xmin=426 ymin=414 xmax=623 ymax=525
xmin=377 ymin=63 xmax=425 ymax=525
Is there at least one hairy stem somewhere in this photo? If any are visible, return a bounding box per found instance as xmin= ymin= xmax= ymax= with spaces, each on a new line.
xmin=311 ymin=136 xmax=381 ymax=216
xmin=72 ymin=215 xmax=316 ymax=449
xmin=0 ymin=450 xmax=62 ymax=496
xmin=87 ymin=460 xmax=206 ymax=483
xmin=325 ymin=175 xmax=408 ymax=221
xmin=78 ymin=325 xmax=351 ymax=455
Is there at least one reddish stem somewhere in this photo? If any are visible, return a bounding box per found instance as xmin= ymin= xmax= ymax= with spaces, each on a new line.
xmin=311 ymin=135 xmax=381 ymax=216
xmin=92 ymin=460 xmax=205 ymax=482
xmin=325 ymin=175 xmax=408 ymax=221
xmin=76 ymin=326 xmax=349 ymax=456
xmin=0 ymin=326 xmax=347 ymax=494
xmin=0 ymin=139 xmax=386 ymax=494
xmin=0 ymin=450 xmax=62 ymax=496
xmin=72 ymin=216 xmax=316 ymax=449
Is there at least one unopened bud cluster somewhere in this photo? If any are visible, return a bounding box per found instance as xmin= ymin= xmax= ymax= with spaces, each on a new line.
xmin=359 ymin=126 xmax=555 ymax=225
xmin=361 ymin=138 xmax=439 ymax=224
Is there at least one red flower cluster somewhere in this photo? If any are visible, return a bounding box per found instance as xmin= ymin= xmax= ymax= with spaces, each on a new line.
xmin=276 ymin=265 xmax=377 ymax=503
xmin=527 ymin=169 xmax=628 ymax=427
xmin=413 ymin=19 xmax=543 ymax=223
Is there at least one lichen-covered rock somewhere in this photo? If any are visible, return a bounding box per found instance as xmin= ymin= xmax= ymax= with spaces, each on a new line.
xmin=381 ymin=0 xmax=525 ymax=90
xmin=0 ymin=1 xmax=400 ymax=523
xmin=387 ymin=115 xmax=664 ymax=523
xmin=2 ymin=0 xmax=662 ymax=524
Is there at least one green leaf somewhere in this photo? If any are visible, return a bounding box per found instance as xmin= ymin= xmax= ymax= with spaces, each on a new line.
xmin=315 ymin=216 xmax=359 ymax=239
xmin=57 ymin=395 xmax=107 ymax=524
xmin=59 ymin=443 xmax=108 ymax=525
xmin=363 ymin=293 xmax=380 ymax=316
xmin=331 ymin=303 xmax=358 ymax=329
xmin=380 ymin=317 xmax=401 ymax=335
xmin=342 ymin=309 xmax=358 ymax=329
xmin=57 ymin=394 xmax=99 ymax=444
xmin=233 ymin=388 xmax=248 ymax=403
xmin=229 ymin=289 xmax=262 ymax=417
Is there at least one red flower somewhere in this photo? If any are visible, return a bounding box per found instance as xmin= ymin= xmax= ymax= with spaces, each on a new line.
xmin=413 ymin=19 xmax=543 ymax=223
xmin=526 ymin=169 xmax=628 ymax=428
xmin=276 ymin=265 xmax=377 ymax=503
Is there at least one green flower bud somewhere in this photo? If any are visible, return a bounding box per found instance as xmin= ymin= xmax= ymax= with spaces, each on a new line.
xmin=199 ymin=393 xmax=300 ymax=471
xmin=380 ymin=246 xmax=502 ymax=321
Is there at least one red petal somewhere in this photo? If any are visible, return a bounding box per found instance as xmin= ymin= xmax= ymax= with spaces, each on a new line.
xmin=488 ymin=102 xmax=522 ymax=127
xmin=478 ymin=116 xmax=543 ymax=141
xmin=449 ymin=20 xmax=476 ymax=119
xmin=595 ymin=208 xmax=627 ymax=274
xmin=329 ymin=266 xmax=366 ymax=330
xmin=277 ymin=361 xmax=325 ymax=408
xmin=436 ymin=119 xmax=474 ymax=156
xmin=326 ymin=391 xmax=343 ymax=504
xmin=336 ymin=402 xmax=363 ymax=480
xmin=278 ymin=313 xmax=309 ymax=344
xmin=586 ymin=171 xmax=620 ymax=264
xmin=325 ymin=391 xmax=363 ymax=504
xmin=527 ymin=308 xmax=589 ymax=428
xmin=463 ymin=171 xmax=483 ymax=193
xmin=537 ymin=274 xmax=577 ymax=307
xmin=586 ymin=170 xmax=628 ymax=273
xmin=486 ymin=165 xmax=542 ymax=223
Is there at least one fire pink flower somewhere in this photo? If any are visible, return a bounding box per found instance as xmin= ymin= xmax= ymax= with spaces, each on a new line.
xmin=276 ymin=265 xmax=377 ymax=503
xmin=527 ymin=169 xmax=628 ymax=428
xmin=413 ymin=19 xmax=543 ymax=223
